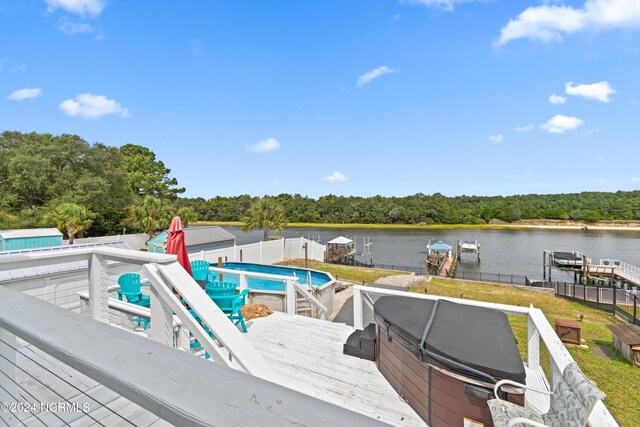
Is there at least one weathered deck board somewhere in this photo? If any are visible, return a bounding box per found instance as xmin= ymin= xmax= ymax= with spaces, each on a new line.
xmin=1 ymin=285 xmax=382 ymax=427
xmin=246 ymin=312 xmax=425 ymax=426
xmin=12 ymin=346 xmax=163 ymax=427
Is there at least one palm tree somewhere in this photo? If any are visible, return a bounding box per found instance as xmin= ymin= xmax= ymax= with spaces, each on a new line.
xmin=125 ymin=196 xmax=172 ymax=239
xmin=177 ymin=206 xmax=198 ymax=228
xmin=241 ymin=198 xmax=286 ymax=241
xmin=44 ymin=203 xmax=95 ymax=244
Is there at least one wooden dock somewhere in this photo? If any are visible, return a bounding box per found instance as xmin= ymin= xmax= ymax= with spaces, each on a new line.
xmin=587 ymin=260 xmax=640 ymax=287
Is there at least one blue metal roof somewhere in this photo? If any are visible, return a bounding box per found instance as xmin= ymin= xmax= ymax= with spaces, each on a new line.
xmin=426 ymin=240 xmax=452 ymax=250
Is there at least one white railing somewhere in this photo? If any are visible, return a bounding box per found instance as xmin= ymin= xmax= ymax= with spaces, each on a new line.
xmin=352 ymin=285 xmax=618 ymax=427
xmin=0 ymin=285 xmax=378 ymax=426
xmin=0 ymin=247 xmax=280 ymax=382
xmin=600 ymin=259 xmax=640 ymax=284
xmin=208 ymin=266 xmax=328 ymax=319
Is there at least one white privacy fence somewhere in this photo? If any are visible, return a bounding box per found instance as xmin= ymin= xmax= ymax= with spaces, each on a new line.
xmin=197 ymin=238 xmax=325 ymax=265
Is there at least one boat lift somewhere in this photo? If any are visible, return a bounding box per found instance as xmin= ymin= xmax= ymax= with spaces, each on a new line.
xmin=457 ymin=240 xmax=480 ymax=261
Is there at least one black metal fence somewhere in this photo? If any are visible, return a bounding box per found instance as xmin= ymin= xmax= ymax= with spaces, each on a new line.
xmin=555 ymin=282 xmax=639 ymax=325
xmin=337 ymin=259 xmax=551 ymax=288
xmin=455 ymin=271 xmax=531 ymax=286
xmin=339 ymin=259 xmax=427 ymax=275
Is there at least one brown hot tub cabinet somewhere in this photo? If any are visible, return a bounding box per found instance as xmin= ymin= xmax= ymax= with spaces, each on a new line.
xmin=374 ymin=297 xmax=525 ymax=427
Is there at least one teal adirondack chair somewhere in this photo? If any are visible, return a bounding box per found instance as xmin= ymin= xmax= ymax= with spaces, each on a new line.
xmin=117 ymin=273 xmax=150 ymax=330
xmin=205 ymin=281 xmax=237 ymax=298
xmin=210 ymin=289 xmax=249 ymax=333
xmin=190 ymin=260 xmax=212 ymax=282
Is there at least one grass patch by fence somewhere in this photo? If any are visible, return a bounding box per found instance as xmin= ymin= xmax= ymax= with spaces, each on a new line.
xmin=409 ymin=278 xmax=637 ymax=425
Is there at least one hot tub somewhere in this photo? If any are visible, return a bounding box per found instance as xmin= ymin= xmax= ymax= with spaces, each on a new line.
xmin=374 ymin=296 xmax=525 ymax=427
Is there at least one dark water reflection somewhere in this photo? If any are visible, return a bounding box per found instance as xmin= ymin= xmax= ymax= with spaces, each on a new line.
xmin=218 ymin=225 xmax=640 ymax=282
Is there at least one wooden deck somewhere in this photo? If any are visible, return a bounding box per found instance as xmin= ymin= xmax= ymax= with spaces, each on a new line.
xmin=12 ymin=345 xmax=170 ymax=427
xmin=245 ymin=312 xmax=425 ymax=426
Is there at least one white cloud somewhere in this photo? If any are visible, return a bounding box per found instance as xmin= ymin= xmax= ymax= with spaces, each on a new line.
xmin=356 ymin=66 xmax=396 ymax=88
xmin=248 ymin=138 xmax=280 ymax=153
xmin=403 ymin=0 xmax=456 ymax=11
xmin=58 ymin=19 xmax=94 ymax=35
xmin=323 ymin=171 xmax=347 ymax=184
xmin=488 ymin=134 xmax=503 ymax=143
xmin=515 ymin=124 xmax=534 ymax=132
xmin=549 ymin=94 xmax=567 ymax=104
xmin=565 ymin=81 xmax=615 ymax=102
xmin=7 ymin=88 xmax=42 ymax=101
xmin=541 ymin=114 xmax=583 ymax=133
xmin=59 ymin=93 xmax=130 ymax=119
xmin=44 ymin=0 xmax=106 ymax=17
xmin=317 ymin=115 xmax=336 ymax=121
xmin=402 ymin=0 xmax=481 ymax=12
xmin=496 ymin=0 xmax=640 ymax=46
xmin=631 ymin=177 xmax=640 ymax=182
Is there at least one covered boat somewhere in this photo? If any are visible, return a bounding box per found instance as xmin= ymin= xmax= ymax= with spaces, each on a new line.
xmin=374 ymin=296 xmax=525 ymax=426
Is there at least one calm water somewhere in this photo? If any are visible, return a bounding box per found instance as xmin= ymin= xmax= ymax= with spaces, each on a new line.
xmin=219 ymin=225 xmax=640 ymax=282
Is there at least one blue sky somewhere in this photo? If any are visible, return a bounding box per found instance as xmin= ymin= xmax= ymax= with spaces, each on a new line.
xmin=2 ymin=0 xmax=639 ymax=198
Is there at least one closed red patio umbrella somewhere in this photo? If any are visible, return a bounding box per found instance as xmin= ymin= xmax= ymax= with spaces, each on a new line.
xmin=165 ymin=216 xmax=192 ymax=276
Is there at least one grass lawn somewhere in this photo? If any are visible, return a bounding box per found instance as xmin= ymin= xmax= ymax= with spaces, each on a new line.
xmin=277 ymin=259 xmax=409 ymax=284
xmin=410 ymin=278 xmax=638 ymax=426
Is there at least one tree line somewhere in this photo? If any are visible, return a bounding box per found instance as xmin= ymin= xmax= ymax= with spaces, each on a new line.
xmin=0 ymin=131 xmax=195 ymax=241
xmin=182 ymin=191 xmax=640 ymax=225
xmin=2 ymin=131 xmax=640 ymax=243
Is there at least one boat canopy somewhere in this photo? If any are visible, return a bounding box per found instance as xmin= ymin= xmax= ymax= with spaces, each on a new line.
xmin=426 ymin=240 xmax=452 ymax=251
xmin=327 ymin=236 xmax=353 ymax=245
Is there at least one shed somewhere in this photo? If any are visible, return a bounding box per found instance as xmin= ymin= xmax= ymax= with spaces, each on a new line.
xmin=0 ymin=228 xmax=63 ymax=251
xmin=147 ymin=226 xmax=236 ymax=254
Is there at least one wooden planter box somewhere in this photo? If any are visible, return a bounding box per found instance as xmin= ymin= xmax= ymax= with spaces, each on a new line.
xmin=555 ymin=319 xmax=581 ymax=345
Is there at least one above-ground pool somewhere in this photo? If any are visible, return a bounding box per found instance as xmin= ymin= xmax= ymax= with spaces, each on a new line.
xmin=213 ymin=262 xmax=333 ymax=291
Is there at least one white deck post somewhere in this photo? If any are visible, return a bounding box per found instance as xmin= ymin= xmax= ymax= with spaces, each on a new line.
xmin=89 ymin=253 xmax=109 ymax=323
xmin=353 ymin=287 xmax=363 ymax=330
xmin=286 ymin=279 xmax=296 ymax=315
xmin=175 ymin=320 xmax=191 ymax=351
xmin=150 ymin=281 xmax=175 ymax=346
xmin=233 ymin=243 xmax=237 ymax=261
xmin=239 ymin=273 xmax=248 ymax=290
xmin=281 ymin=238 xmax=285 ymax=262
xmin=527 ymin=313 xmax=540 ymax=371
xmin=0 ymin=326 xmax=17 ymax=427
xmin=259 ymin=241 xmax=263 ymax=264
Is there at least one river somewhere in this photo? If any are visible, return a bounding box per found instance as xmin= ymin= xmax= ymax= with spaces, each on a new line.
xmin=217 ymin=225 xmax=640 ymax=282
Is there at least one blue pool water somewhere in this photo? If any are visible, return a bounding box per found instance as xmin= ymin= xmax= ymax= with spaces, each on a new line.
xmin=212 ymin=262 xmax=333 ymax=291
